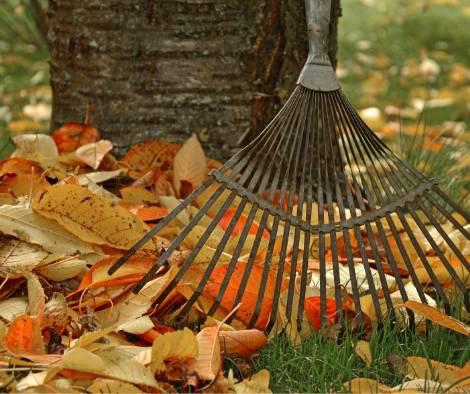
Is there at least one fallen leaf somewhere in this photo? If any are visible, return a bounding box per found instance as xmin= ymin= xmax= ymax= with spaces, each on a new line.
xmin=218 ymin=329 xmax=268 ymax=358
xmin=118 ymin=316 xmax=155 ymax=335
xmin=3 ymin=314 xmax=45 ymax=355
xmin=0 ymin=236 xmax=49 ymax=275
xmin=190 ymin=326 xmax=221 ymax=381
xmin=75 ymin=140 xmax=113 ymax=169
xmin=355 ymin=340 xmax=372 ymax=367
xmin=304 ymin=296 xmax=337 ymax=330
xmin=229 ymin=369 xmax=271 ymax=393
xmin=173 ymin=134 xmax=207 ymax=197
xmin=120 ymin=186 xmax=159 ymax=205
xmin=405 ymin=356 xmax=468 ymax=385
xmin=32 ymin=184 xmax=160 ymax=250
xmin=151 ymin=327 xmax=198 ymax=373
xmin=403 ymin=301 xmax=470 ymax=336
xmin=11 ymin=134 xmax=58 ymax=166
xmin=87 ymin=379 xmax=141 ymax=393
xmin=0 ymin=201 xmax=101 ymax=256
xmin=52 ymin=122 xmax=100 ymax=153
xmin=121 ymin=140 xmax=181 ymax=179
xmin=37 ymin=256 xmax=87 ymax=281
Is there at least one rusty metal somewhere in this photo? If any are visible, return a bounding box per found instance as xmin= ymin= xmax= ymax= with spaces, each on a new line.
xmin=110 ymin=0 xmax=469 ymax=330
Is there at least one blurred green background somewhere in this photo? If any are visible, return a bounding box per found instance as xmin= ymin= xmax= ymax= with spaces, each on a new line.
xmin=0 ymin=0 xmax=468 ymax=203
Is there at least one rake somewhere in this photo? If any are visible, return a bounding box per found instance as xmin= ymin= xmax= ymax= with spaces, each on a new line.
xmin=110 ymin=0 xmax=469 ymax=332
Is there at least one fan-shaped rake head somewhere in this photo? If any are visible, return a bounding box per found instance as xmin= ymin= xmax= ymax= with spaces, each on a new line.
xmin=109 ymin=0 xmax=469 ymax=332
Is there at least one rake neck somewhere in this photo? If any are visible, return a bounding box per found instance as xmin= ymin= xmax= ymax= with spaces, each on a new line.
xmin=297 ymin=0 xmax=340 ymax=91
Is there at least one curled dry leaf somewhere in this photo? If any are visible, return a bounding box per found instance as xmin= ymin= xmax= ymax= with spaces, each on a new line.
xmin=151 ymin=327 xmax=198 ymax=373
xmin=0 ymin=157 xmax=43 ymax=177
xmin=75 ymin=140 xmax=113 ymax=169
xmin=118 ymin=316 xmax=155 ymax=335
xmin=44 ymin=293 xmax=68 ymax=328
xmin=0 ymin=173 xmax=49 ymax=199
xmin=403 ymin=300 xmax=470 ymax=336
xmin=25 ymin=273 xmax=45 ymax=317
xmin=173 ymin=134 xmax=207 ymax=197
xmin=37 ymin=256 xmax=87 ymax=281
xmin=0 ymin=297 xmax=28 ymax=322
xmin=32 ymin=184 xmax=160 ymax=250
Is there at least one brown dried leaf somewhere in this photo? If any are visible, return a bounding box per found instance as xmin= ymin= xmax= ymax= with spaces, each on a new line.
xmin=355 ymin=340 xmax=372 ymax=367
xmin=218 ymin=329 xmax=268 ymax=358
xmin=190 ymin=326 xmax=221 ymax=381
xmin=75 ymin=140 xmax=113 ymax=169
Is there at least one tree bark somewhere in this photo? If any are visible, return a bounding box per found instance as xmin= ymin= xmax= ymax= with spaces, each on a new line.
xmin=47 ymin=0 xmax=340 ymax=160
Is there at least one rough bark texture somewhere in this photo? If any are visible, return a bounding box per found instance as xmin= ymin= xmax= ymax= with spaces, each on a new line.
xmin=48 ymin=0 xmax=340 ymax=160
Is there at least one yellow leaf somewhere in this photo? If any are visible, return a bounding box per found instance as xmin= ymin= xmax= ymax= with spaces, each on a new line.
xmin=118 ymin=316 xmax=154 ymax=335
xmin=11 ymin=134 xmax=58 ymax=166
xmin=229 ymin=369 xmax=272 ymax=393
xmin=62 ymin=347 xmax=107 ymax=374
xmin=87 ymin=379 xmax=141 ymax=393
xmin=0 ymin=202 xmax=101 ymax=256
xmin=32 ymin=184 xmax=158 ymax=250
xmin=405 ymin=356 xmax=468 ymax=385
xmin=189 ymin=326 xmax=221 ymax=381
xmin=355 ymin=340 xmax=372 ymax=367
xmin=120 ymin=186 xmax=158 ymax=205
xmin=173 ymin=134 xmax=207 ymax=196
xmin=37 ymin=256 xmax=86 ymax=281
xmin=343 ymin=378 xmax=391 ymax=394
xmin=404 ymin=301 xmax=470 ymax=336
xmin=151 ymin=327 xmax=198 ymax=373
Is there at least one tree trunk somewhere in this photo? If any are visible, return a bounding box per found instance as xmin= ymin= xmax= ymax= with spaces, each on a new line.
xmin=47 ymin=0 xmax=340 ymax=160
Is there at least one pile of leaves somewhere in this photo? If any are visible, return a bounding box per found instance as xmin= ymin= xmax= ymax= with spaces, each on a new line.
xmin=0 ymin=123 xmax=467 ymax=392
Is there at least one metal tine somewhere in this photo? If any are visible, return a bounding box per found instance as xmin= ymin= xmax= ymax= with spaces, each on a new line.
xmin=221 ymin=86 xmax=303 ymax=173
xmin=206 ymin=203 xmax=258 ymax=315
xmin=350 ymin=122 xmax=452 ymax=311
xmin=333 ymin=92 xmax=414 ymax=311
xmin=427 ymin=189 xmax=470 ymax=238
xmin=267 ymin=89 xmax=311 ymax=331
xmin=224 ymin=92 xmax=308 ymax=327
xmin=357 ymin=123 xmax=469 ymax=299
xmin=109 ymin=178 xmax=215 ymax=275
xmin=248 ymin=87 xmax=307 ymax=194
xmin=320 ymin=92 xmax=364 ymax=327
xmin=409 ymin=199 xmax=469 ymax=294
xmin=296 ymin=91 xmax=316 ymax=329
xmin=135 ymin=188 xmax=236 ymax=294
xmin=433 ymin=187 xmax=470 ymax=222
xmin=226 ymin=210 xmax=270 ymax=325
xmin=341 ymin=99 xmax=447 ymax=310
xmin=175 ymin=195 xmax=248 ymax=320
xmin=109 ymin=91 xmax=285 ymax=277
xmin=248 ymin=216 xmax=280 ymax=328
xmin=315 ymin=93 xmax=343 ymax=324
xmin=285 ymin=89 xmax=313 ymax=323
xmin=246 ymin=92 xmax=310 ymax=329
xmin=205 ymin=107 xmax=303 ymax=317
xmin=157 ymin=105 xmax=299 ymax=313
xmin=327 ymin=94 xmax=386 ymax=323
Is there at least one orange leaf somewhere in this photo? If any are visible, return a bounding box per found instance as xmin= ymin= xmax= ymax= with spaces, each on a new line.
xmin=0 ymin=157 xmax=42 ymax=177
xmin=218 ymin=329 xmax=268 ymax=358
xmin=3 ymin=315 xmax=45 ymax=355
xmin=52 ymin=122 xmax=100 ymax=153
xmin=129 ymin=206 xmax=168 ymax=222
xmin=121 ymin=140 xmax=181 ymax=179
xmin=304 ymin=296 xmax=337 ymax=330
xmin=204 ymin=263 xmax=281 ymax=330
xmin=218 ymin=208 xmax=269 ymax=238
xmin=0 ymin=173 xmax=49 ymax=198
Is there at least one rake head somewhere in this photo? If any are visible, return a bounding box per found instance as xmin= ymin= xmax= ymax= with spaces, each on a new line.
xmin=109 ymin=0 xmax=469 ymax=332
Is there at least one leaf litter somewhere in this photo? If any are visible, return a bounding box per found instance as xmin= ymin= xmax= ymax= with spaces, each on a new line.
xmin=0 ymin=125 xmax=466 ymax=392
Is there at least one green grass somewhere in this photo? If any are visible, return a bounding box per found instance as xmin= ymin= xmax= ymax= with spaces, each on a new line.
xmin=253 ymin=324 xmax=470 ymax=393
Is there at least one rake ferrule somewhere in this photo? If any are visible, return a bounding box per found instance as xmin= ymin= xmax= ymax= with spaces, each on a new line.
xmin=297 ymin=0 xmax=340 ymax=91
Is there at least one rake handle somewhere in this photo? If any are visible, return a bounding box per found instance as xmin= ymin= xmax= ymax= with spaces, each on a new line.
xmin=297 ymin=0 xmax=340 ymax=91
